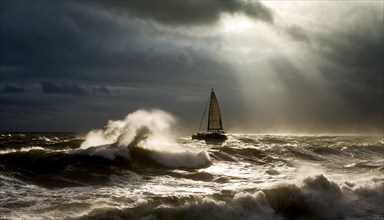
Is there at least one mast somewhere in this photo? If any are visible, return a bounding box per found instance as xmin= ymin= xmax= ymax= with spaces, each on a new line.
xmin=207 ymin=88 xmax=223 ymax=131
xmin=196 ymin=93 xmax=210 ymax=133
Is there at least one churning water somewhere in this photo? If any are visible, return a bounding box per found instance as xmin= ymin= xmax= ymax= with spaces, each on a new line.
xmin=0 ymin=110 xmax=383 ymax=219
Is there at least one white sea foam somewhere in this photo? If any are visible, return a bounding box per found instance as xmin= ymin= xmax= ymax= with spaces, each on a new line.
xmin=80 ymin=109 xmax=211 ymax=168
xmin=1 ymin=133 xmax=383 ymax=219
xmin=0 ymin=146 xmax=45 ymax=154
xmin=137 ymin=175 xmax=384 ymax=220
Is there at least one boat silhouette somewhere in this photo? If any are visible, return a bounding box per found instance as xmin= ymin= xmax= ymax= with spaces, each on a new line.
xmin=192 ymin=88 xmax=227 ymax=141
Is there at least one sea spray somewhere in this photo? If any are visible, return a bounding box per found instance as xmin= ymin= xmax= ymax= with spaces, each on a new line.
xmin=79 ymin=109 xmax=211 ymax=168
xmin=1 ymin=133 xmax=383 ymax=219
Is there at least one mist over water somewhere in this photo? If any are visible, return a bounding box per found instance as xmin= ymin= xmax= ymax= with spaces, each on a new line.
xmin=0 ymin=109 xmax=383 ymax=219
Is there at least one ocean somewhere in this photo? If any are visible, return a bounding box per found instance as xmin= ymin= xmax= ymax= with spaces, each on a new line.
xmin=0 ymin=110 xmax=383 ymax=220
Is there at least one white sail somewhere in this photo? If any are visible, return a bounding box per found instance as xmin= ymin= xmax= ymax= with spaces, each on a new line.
xmin=207 ymin=89 xmax=223 ymax=131
xmin=192 ymin=88 xmax=227 ymax=140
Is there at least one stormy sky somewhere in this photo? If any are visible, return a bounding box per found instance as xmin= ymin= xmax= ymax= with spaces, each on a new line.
xmin=0 ymin=0 xmax=383 ymax=134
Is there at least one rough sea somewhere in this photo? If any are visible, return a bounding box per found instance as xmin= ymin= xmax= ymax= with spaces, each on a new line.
xmin=0 ymin=110 xmax=383 ymax=220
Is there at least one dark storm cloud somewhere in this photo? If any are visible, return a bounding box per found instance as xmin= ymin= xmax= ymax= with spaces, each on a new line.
xmin=1 ymin=84 xmax=26 ymax=94
xmin=40 ymin=81 xmax=113 ymax=96
xmin=272 ymin=6 xmax=383 ymax=132
xmin=0 ymin=96 xmax=47 ymax=108
xmin=91 ymin=86 xmax=110 ymax=95
xmin=290 ymin=6 xmax=382 ymax=90
xmin=1 ymin=1 xmax=152 ymax=82
xmin=0 ymin=0 xmax=240 ymax=131
xmin=0 ymin=0 xmax=382 ymax=133
xmin=91 ymin=0 xmax=273 ymax=25
xmin=286 ymin=25 xmax=310 ymax=43
xmin=40 ymin=81 xmax=87 ymax=96
xmin=174 ymin=50 xmax=195 ymax=65
xmin=0 ymin=0 xmax=232 ymax=85
xmin=315 ymin=12 xmax=383 ymax=119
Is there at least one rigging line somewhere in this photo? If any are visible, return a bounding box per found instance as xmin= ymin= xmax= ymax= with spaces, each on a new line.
xmin=197 ymin=93 xmax=211 ymax=133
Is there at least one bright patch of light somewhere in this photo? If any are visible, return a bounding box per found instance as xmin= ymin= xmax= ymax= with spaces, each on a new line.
xmin=220 ymin=14 xmax=256 ymax=34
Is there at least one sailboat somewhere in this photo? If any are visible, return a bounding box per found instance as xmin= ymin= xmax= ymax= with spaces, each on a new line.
xmin=192 ymin=88 xmax=227 ymax=141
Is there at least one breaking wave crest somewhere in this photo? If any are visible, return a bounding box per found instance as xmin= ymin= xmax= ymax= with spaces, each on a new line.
xmin=79 ymin=109 xmax=211 ymax=168
xmin=78 ymin=175 xmax=384 ymax=220
xmin=1 ymin=131 xmax=383 ymax=219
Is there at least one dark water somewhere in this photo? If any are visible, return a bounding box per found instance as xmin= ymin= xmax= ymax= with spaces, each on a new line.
xmin=0 ymin=131 xmax=383 ymax=219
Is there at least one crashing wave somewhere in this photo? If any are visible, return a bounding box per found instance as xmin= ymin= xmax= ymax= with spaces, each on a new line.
xmin=79 ymin=109 xmax=211 ymax=168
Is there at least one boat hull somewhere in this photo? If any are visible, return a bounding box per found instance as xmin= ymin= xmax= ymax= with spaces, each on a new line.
xmin=192 ymin=132 xmax=227 ymax=141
